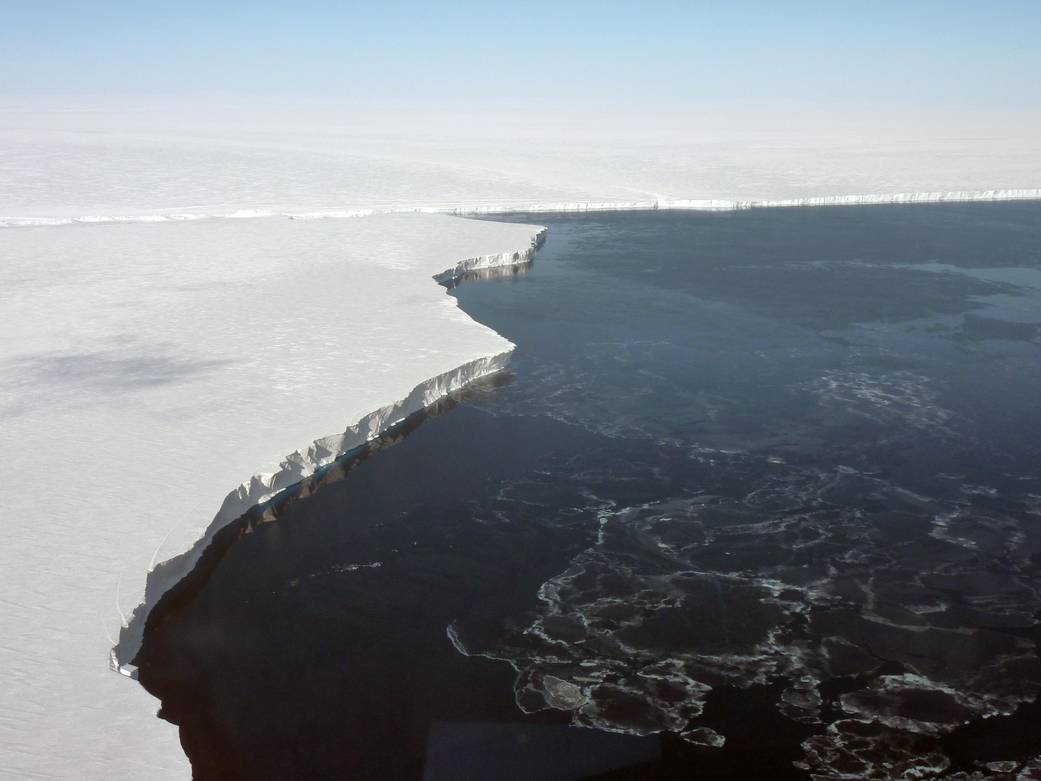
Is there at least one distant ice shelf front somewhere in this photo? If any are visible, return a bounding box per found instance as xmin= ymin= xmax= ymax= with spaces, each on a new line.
xmin=4 ymin=188 xmax=1041 ymax=228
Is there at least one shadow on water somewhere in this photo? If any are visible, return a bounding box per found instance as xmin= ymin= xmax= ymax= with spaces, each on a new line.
xmin=133 ymin=380 xmax=683 ymax=780
xmin=439 ymin=260 xmax=534 ymax=290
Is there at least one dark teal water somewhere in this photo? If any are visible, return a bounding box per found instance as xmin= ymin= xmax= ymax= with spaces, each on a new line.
xmin=137 ymin=204 xmax=1041 ymax=779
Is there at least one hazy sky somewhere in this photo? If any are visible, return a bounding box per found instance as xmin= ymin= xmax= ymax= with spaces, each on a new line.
xmin=3 ymin=1 xmax=1039 ymax=113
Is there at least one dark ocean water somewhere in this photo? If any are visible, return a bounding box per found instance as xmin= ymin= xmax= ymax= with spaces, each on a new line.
xmin=136 ymin=204 xmax=1041 ymax=780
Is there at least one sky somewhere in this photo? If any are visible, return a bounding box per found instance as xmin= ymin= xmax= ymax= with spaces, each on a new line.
xmin=2 ymin=1 xmax=1040 ymax=114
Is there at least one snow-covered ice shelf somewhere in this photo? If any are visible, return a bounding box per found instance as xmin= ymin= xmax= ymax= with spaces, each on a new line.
xmin=0 ymin=214 xmax=544 ymax=780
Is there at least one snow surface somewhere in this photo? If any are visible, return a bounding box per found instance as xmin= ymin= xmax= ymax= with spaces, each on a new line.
xmin=1 ymin=105 xmax=1040 ymax=779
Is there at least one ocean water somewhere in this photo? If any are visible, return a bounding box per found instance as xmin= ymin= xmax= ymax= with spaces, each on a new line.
xmin=136 ymin=204 xmax=1041 ymax=779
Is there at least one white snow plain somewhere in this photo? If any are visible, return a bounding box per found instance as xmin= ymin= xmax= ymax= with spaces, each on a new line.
xmin=1 ymin=105 xmax=1040 ymax=779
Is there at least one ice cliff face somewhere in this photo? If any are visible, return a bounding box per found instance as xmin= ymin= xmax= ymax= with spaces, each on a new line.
xmin=432 ymin=188 xmax=1041 ymax=215
xmin=111 ymin=230 xmax=546 ymax=672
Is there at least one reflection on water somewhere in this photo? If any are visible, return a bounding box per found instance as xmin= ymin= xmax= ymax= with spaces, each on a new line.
xmin=137 ymin=203 xmax=1041 ymax=780
xmin=439 ymin=260 xmax=534 ymax=290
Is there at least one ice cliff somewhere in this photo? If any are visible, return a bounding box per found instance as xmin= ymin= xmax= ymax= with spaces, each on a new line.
xmin=111 ymin=231 xmax=546 ymax=672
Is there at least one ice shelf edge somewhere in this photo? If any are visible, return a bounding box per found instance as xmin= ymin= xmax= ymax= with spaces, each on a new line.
xmin=110 ymin=226 xmax=548 ymax=674
xmin=4 ymin=188 xmax=1041 ymax=228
